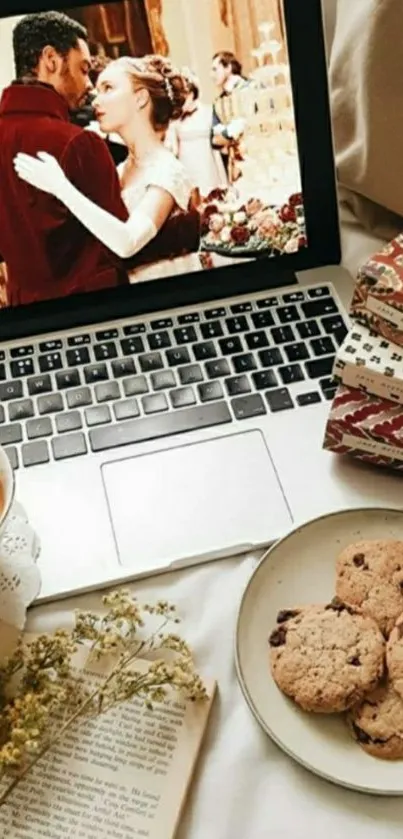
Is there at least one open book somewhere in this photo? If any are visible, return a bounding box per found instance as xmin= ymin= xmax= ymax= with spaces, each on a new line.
xmin=0 ymin=645 xmax=216 ymax=839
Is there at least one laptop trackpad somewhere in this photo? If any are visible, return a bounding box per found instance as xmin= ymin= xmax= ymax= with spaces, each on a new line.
xmin=102 ymin=431 xmax=292 ymax=573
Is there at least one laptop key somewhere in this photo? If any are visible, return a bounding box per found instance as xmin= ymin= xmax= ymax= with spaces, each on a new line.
xmin=177 ymin=312 xmax=200 ymax=324
xmin=84 ymin=363 xmax=108 ymax=383
xmin=271 ymin=326 xmax=295 ymax=344
xmin=233 ymin=354 xmax=256 ymax=374
xmin=89 ymin=402 xmax=232 ymax=452
xmin=123 ymin=323 xmax=146 ymax=336
xmin=284 ymin=343 xmax=309 ymax=362
xmin=27 ymin=374 xmax=52 ymax=395
xmin=26 ymin=417 xmax=53 ymax=439
xmin=148 ymin=331 xmax=171 ymax=350
xmin=120 ymin=337 xmax=145 ymax=356
xmin=306 ymin=356 xmax=335 ymax=379
xmin=151 ymin=318 xmax=173 ymax=330
xmin=4 ymin=446 xmax=19 ymax=470
xmin=321 ymin=315 xmax=348 ymax=345
xmin=256 ymin=297 xmax=278 ymax=309
xmin=253 ymin=370 xmax=278 ymax=390
xmin=22 ymin=441 xmax=49 ymax=467
xmin=226 ymin=316 xmax=249 ymax=334
xmin=56 ymin=411 xmax=82 ymax=433
xmin=252 ymin=311 xmax=275 ymax=329
xmin=52 ymin=433 xmax=88 ymax=460
xmin=95 ymin=329 xmax=118 ymax=342
xmin=113 ymin=399 xmax=140 ymax=420
xmin=143 ymin=394 xmax=169 ymax=414
xmin=39 ymin=339 xmax=62 ymax=352
xmin=266 ymin=388 xmax=294 ymax=412
xmin=94 ymin=342 xmax=118 ymax=361
xmin=170 ymin=387 xmax=196 ymax=408
xmin=0 ymin=364 xmax=5 ymax=380
xmin=219 ymin=337 xmax=243 ymax=356
xmin=0 ymin=424 xmax=23 ymax=446
xmin=245 ymin=331 xmax=269 ymax=350
xmin=0 ymin=381 xmax=23 ymax=401
xmin=66 ymin=347 xmax=90 ymax=366
xmin=320 ymin=377 xmax=338 ymax=399
xmin=283 ymin=291 xmax=305 ymax=303
xmin=56 ymin=369 xmax=81 ymax=389
xmin=85 ymin=405 xmax=112 ymax=426
xmin=296 ymin=320 xmax=320 ymax=340
xmin=67 ymin=334 xmax=90 ymax=346
xmin=10 ymin=344 xmax=34 ymax=358
xmin=179 ymin=364 xmax=203 ymax=385
xmin=38 ymin=393 xmax=64 ymax=414
xmin=39 ymin=352 xmax=63 ymax=372
xmin=0 ymin=406 xmax=4 ymax=423
xmin=10 ymin=358 xmax=35 ymax=378
xmin=310 ymin=337 xmax=335 ymax=357
xmin=139 ymin=352 xmax=163 ymax=373
xmin=278 ymin=364 xmax=304 ymax=385
xmin=67 ymin=387 xmax=92 ymax=408
xmin=0 ymin=352 xmax=4 ymax=362
xmin=166 ymin=347 xmax=191 ymax=367
xmin=200 ymin=320 xmax=223 ymax=339
xmin=95 ymin=381 xmax=120 ymax=402
xmin=307 ymin=286 xmax=330 ymax=298
xmin=123 ymin=376 xmax=148 ymax=397
xmin=231 ymin=302 xmax=252 ymax=314
xmin=232 ymin=394 xmax=266 ymax=419
xmin=151 ymin=371 xmax=176 ymax=391
xmin=112 ymin=358 xmax=136 ymax=378
xmin=225 ymin=375 xmax=251 ymax=396
xmin=297 ymin=391 xmax=321 ymax=407
xmin=9 ymin=399 xmax=34 ymax=421
xmin=277 ymin=305 xmax=300 ymax=323
xmin=206 ymin=359 xmax=230 ymax=379
xmin=259 ymin=348 xmax=283 ymax=368
xmin=198 ymin=382 xmax=223 ymax=402
xmin=204 ymin=307 xmax=226 ymax=319
xmin=174 ymin=326 xmax=197 ymax=344
xmin=302 ymin=298 xmax=338 ymax=319
xmin=193 ymin=341 xmax=217 ymax=361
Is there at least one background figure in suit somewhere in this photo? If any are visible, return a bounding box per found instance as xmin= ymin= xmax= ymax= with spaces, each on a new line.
xmin=210 ymin=51 xmax=249 ymax=184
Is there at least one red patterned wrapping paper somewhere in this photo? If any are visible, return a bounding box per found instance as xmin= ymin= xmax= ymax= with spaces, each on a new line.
xmin=351 ymin=235 xmax=403 ymax=348
xmin=323 ymin=384 xmax=403 ymax=472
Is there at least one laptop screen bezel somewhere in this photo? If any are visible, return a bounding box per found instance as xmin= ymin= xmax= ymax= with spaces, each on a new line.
xmin=0 ymin=0 xmax=340 ymax=341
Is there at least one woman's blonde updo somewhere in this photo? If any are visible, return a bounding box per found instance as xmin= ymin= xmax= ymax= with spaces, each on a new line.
xmin=114 ymin=54 xmax=187 ymax=131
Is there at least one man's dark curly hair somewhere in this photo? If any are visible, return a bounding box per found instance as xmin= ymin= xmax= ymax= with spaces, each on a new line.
xmin=13 ymin=11 xmax=88 ymax=79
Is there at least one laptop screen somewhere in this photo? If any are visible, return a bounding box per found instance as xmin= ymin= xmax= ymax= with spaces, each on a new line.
xmin=0 ymin=0 xmax=307 ymax=311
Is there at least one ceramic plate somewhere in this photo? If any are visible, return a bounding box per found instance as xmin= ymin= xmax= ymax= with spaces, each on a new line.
xmin=235 ymin=507 xmax=403 ymax=795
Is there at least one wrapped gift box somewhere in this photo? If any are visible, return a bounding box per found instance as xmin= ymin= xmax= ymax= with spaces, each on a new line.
xmin=333 ymin=322 xmax=403 ymax=405
xmin=351 ymin=234 xmax=403 ymax=348
xmin=323 ymin=384 xmax=403 ymax=471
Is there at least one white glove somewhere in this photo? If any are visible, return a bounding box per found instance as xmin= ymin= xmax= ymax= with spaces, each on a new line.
xmin=14 ymin=151 xmax=69 ymax=200
xmin=14 ymin=151 xmax=157 ymax=260
xmin=226 ymin=118 xmax=245 ymax=139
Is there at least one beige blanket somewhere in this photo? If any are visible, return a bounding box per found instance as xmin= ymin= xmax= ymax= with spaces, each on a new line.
xmin=329 ymin=0 xmax=403 ymax=239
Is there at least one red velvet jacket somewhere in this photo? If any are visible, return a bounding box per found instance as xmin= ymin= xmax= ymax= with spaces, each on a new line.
xmin=0 ymin=83 xmax=129 ymax=306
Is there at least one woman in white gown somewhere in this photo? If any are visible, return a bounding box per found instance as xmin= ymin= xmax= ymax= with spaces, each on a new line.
xmin=14 ymin=55 xmax=202 ymax=283
xmin=165 ymin=68 xmax=228 ymax=200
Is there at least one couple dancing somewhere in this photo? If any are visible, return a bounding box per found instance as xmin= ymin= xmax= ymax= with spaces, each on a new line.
xmin=1 ymin=12 xmax=200 ymax=305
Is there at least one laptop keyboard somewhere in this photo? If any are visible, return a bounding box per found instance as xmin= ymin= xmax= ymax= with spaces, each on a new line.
xmin=0 ymin=284 xmax=348 ymax=470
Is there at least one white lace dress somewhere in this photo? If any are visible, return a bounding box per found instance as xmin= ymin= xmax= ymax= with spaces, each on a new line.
xmin=118 ymin=147 xmax=202 ymax=283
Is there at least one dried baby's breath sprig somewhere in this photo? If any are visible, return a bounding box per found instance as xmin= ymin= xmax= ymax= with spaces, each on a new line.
xmin=0 ymin=589 xmax=207 ymax=808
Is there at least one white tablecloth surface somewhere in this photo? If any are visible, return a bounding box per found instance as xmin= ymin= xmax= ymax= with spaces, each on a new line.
xmin=25 ymin=552 xmax=403 ymax=839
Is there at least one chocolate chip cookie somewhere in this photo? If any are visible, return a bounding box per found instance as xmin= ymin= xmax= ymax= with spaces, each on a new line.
xmin=269 ymin=598 xmax=385 ymax=713
xmin=386 ymin=613 xmax=403 ymax=699
xmin=335 ymin=540 xmax=403 ymax=637
xmin=348 ymin=681 xmax=403 ymax=759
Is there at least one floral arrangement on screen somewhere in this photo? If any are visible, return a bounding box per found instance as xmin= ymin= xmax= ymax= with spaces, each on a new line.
xmin=0 ymin=590 xmax=207 ymax=809
xmin=200 ymin=189 xmax=306 ymax=256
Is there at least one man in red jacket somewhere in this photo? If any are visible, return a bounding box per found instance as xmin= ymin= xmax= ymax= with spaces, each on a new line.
xmin=0 ymin=11 xmax=129 ymax=306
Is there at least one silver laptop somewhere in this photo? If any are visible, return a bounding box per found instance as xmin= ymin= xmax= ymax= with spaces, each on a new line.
xmin=0 ymin=0 xmax=400 ymax=603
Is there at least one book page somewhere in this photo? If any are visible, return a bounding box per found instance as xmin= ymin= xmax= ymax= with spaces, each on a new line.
xmin=0 ymin=652 xmax=215 ymax=839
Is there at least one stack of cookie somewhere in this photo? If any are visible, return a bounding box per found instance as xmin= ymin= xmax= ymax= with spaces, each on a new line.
xmin=269 ymin=539 xmax=403 ymax=760
xmin=322 ymin=234 xmax=403 ymax=471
